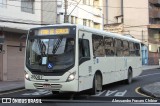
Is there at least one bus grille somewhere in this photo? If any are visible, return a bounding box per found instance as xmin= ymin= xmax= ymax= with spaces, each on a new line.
xmin=33 ymin=83 xmax=62 ymax=90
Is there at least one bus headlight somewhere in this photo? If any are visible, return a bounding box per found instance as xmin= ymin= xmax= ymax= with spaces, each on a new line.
xmin=25 ymin=73 xmax=30 ymax=81
xmin=67 ymin=72 xmax=76 ymax=82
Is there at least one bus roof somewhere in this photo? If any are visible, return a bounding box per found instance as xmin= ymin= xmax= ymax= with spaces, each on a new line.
xmin=30 ymin=23 xmax=141 ymax=43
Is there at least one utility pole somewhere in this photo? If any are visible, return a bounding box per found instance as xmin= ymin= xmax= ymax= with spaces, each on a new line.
xmin=64 ymin=0 xmax=68 ymax=23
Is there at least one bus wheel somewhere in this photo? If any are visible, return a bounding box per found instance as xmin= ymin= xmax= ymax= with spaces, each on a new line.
xmin=91 ymin=73 xmax=102 ymax=95
xmin=126 ymin=68 xmax=132 ymax=84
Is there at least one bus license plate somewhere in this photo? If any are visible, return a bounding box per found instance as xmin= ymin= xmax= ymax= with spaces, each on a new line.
xmin=31 ymin=74 xmax=43 ymax=80
xmin=43 ymin=84 xmax=51 ymax=89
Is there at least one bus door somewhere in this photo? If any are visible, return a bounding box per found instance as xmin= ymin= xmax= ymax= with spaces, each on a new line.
xmin=78 ymin=30 xmax=93 ymax=91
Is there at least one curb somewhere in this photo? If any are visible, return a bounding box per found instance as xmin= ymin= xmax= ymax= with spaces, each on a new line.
xmin=0 ymin=86 xmax=25 ymax=93
xmin=142 ymin=67 xmax=160 ymax=71
xmin=140 ymin=86 xmax=156 ymax=98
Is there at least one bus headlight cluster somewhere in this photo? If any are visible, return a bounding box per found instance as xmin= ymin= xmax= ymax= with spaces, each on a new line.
xmin=67 ymin=72 xmax=76 ymax=82
xmin=25 ymin=72 xmax=30 ymax=81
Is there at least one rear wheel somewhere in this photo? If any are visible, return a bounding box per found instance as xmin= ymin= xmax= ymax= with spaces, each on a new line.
xmin=126 ymin=68 xmax=132 ymax=84
xmin=90 ymin=73 xmax=102 ymax=95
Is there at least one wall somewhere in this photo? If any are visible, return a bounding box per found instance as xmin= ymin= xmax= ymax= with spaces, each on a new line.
xmin=123 ymin=0 xmax=149 ymax=43
xmin=41 ymin=0 xmax=57 ymax=24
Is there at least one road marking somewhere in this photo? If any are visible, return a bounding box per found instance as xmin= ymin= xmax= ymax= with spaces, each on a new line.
xmin=114 ymin=90 xmax=127 ymax=97
xmin=93 ymin=90 xmax=106 ymax=96
xmin=138 ymin=73 xmax=160 ymax=78
xmin=22 ymin=90 xmax=51 ymax=96
xmin=135 ymin=87 xmax=151 ymax=97
xmin=0 ymin=89 xmax=26 ymax=96
xmin=105 ymin=90 xmax=117 ymax=96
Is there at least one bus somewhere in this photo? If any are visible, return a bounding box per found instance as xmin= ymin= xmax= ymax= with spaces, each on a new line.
xmin=24 ymin=24 xmax=142 ymax=95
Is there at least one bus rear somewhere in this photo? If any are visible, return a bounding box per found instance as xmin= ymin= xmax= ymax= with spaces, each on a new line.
xmin=24 ymin=25 xmax=79 ymax=92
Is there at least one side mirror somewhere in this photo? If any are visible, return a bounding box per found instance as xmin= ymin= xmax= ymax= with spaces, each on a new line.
xmin=19 ymin=35 xmax=26 ymax=51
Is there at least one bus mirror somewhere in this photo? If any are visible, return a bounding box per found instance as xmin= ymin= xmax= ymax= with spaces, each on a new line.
xmin=19 ymin=35 xmax=26 ymax=51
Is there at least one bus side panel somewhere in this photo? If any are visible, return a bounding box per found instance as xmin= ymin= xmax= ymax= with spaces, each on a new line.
xmin=103 ymin=57 xmax=116 ymax=85
xmin=115 ymin=57 xmax=126 ymax=81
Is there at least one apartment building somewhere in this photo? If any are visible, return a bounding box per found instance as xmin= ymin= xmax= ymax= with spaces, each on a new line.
xmin=0 ymin=0 xmax=57 ymax=81
xmin=103 ymin=0 xmax=160 ymax=65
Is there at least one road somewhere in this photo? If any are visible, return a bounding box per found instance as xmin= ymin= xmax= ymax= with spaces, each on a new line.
xmin=0 ymin=68 xmax=160 ymax=106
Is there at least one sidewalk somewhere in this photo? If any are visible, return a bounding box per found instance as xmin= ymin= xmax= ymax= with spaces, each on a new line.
xmin=0 ymin=65 xmax=159 ymax=93
xmin=142 ymin=65 xmax=160 ymax=71
xmin=0 ymin=81 xmax=24 ymax=93
xmin=141 ymin=82 xmax=160 ymax=98
xmin=140 ymin=65 xmax=160 ymax=98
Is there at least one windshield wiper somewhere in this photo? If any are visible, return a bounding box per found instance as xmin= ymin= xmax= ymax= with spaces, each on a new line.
xmin=52 ymin=38 xmax=62 ymax=54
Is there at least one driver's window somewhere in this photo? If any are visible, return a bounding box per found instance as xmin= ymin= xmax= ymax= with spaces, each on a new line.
xmin=79 ymin=39 xmax=90 ymax=59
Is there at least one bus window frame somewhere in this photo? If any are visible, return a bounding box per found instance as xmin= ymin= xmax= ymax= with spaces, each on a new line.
xmin=104 ymin=36 xmax=115 ymax=56
xmin=92 ymin=34 xmax=105 ymax=57
xmin=79 ymin=38 xmax=91 ymax=65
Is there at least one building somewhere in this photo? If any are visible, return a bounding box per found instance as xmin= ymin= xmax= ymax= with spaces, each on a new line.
xmin=103 ymin=0 xmax=160 ymax=65
xmin=57 ymin=0 xmax=103 ymax=29
xmin=0 ymin=0 xmax=57 ymax=81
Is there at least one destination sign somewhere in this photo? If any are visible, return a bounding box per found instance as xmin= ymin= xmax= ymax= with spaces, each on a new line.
xmin=39 ymin=28 xmax=69 ymax=35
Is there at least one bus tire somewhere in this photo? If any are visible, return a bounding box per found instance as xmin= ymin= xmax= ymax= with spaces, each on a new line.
xmin=126 ymin=68 xmax=132 ymax=84
xmin=90 ymin=73 xmax=102 ymax=95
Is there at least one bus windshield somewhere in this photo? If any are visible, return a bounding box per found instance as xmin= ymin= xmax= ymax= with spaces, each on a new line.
xmin=26 ymin=36 xmax=75 ymax=73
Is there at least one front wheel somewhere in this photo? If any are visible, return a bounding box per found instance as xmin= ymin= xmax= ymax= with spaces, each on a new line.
xmin=126 ymin=68 xmax=132 ymax=84
xmin=90 ymin=73 xmax=102 ymax=95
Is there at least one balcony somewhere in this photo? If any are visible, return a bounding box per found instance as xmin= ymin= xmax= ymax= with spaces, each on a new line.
xmin=149 ymin=8 xmax=160 ymax=18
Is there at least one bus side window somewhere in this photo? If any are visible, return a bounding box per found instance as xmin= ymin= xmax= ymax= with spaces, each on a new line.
xmin=123 ymin=40 xmax=129 ymax=56
xmin=129 ymin=42 xmax=135 ymax=56
xmin=135 ymin=43 xmax=140 ymax=56
xmin=115 ymin=39 xmax=123 ymax=56
xmin=104 ymin=37 xmax=115 ymax=56
xmin=92 ymin=35 xmax=105 ymax=57
xmin=79 ymin=39 xmax=90 ymax=64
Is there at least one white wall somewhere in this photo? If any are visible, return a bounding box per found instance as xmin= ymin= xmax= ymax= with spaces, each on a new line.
xmin=123 ymin=0 xmax=149 ymax=43
xmin=0 ymin=0 xmax=42 ymax=30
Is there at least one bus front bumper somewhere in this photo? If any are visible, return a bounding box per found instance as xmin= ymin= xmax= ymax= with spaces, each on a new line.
xmin=25 ymin=79 xmax=78 ymax=92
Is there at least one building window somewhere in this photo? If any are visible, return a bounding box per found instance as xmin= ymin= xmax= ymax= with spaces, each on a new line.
xmin=83 ymin=0 xmax=86 ymax=4
xmin=71 ymin=16 xmax=74 ymax=24
xmin=21 ymin=0 xmax=35 ymax=14
xmin=88 ymin=20 xmax=91 ymax=27
xmin=93 ymin=0 xmax=99 ymax=7
xmin=83 ymin=19 xmax=87 ymax=26
xmin=94 ymin=22 xmax=100 ymax=29
xmin=0 ymin=0 xmax=7 ymax=8
xmin=75 ymin=17 xmax=78 ymax=24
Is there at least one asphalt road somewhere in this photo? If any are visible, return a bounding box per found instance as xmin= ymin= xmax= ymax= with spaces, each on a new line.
xmin=0 ymin=68 xmax=160 ymax=106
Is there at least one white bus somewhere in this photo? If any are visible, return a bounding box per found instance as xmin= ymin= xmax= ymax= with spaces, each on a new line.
xmin=24 ymin=24 xmax=142 ymax=95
